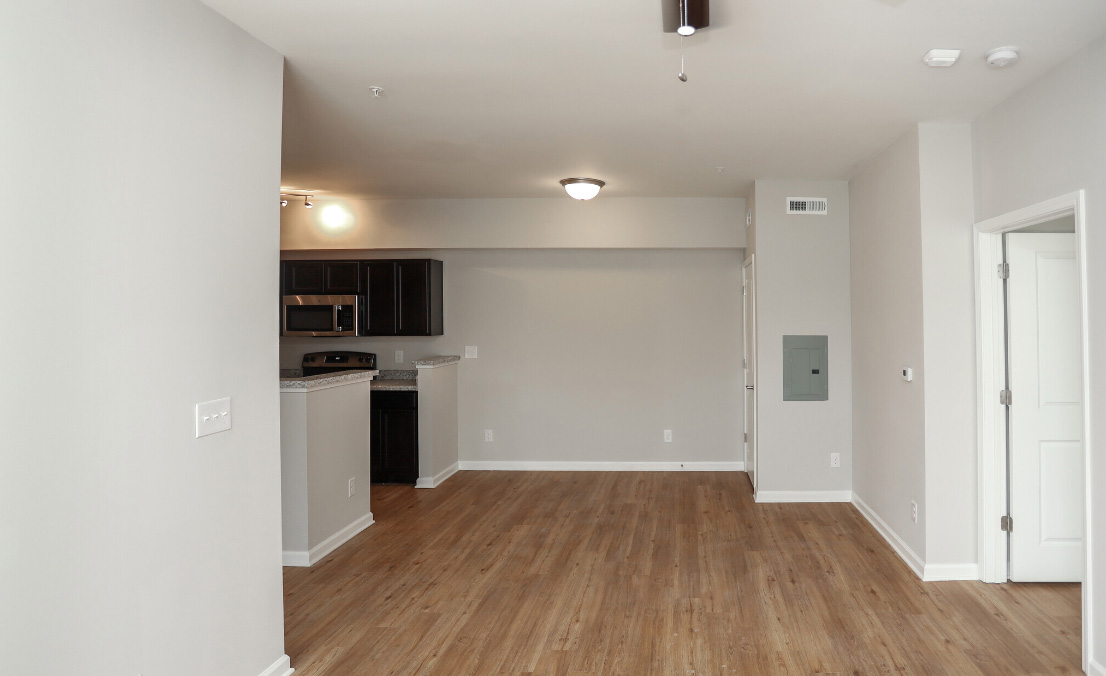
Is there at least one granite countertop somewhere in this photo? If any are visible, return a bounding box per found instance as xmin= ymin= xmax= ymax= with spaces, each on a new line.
xmin=371 ymin=379 xmax=418 ymax=391
xmin=411 ymin=355 xmax=461 ymax=368
xmin=279 ymin=370 xmax=378 ymax=391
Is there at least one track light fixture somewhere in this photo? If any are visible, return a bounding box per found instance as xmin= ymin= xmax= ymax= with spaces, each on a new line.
xmin=280 ymin=192 xmax=315 ymax=208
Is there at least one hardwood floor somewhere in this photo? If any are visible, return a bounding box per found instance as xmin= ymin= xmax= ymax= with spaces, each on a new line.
xmin=283 ymin=472 xmax=1081 ymax=675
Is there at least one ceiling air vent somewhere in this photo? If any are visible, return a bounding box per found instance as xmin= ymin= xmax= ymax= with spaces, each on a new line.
xmin=787 ymin=197 xmax=828 ymax=215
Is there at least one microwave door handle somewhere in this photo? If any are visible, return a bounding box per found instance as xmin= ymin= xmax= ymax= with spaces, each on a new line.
xmin=333 ymin=304 xmax=341 ymax=332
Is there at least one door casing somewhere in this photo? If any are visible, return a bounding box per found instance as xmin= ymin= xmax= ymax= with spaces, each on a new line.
xmin=973 ymin=190 xmax=1091 ymax=672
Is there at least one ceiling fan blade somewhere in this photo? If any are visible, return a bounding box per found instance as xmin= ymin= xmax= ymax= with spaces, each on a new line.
xmin=661 ymin=0 xmax=710 ymax=33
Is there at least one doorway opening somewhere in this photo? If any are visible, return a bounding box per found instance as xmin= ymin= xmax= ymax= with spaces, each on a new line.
xmin=743 ymin=255 xmax=758 ymax=495
xmin=974 ymin=191 xmax=1091 ymax=671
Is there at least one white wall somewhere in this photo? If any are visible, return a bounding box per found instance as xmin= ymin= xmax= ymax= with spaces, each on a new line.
xmin=917 ymin=123 xmax=978 ymax=569
xmin=280 ymin=197 xmax=745 ymax=249
xmin=848 ymin=129 xmax=928 ymax=558
xmin=280 ymin=249 xmax=745 ymax=467
xmin=751 ymin=180 xmax=853 ymax=495
xmin=0 ymin=2 xmax=287 ymax=675
xmin=973 ymin=33 xmax=1106 ymax=671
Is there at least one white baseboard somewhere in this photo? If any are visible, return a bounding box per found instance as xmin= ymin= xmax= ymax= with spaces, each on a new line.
xmin=851 ymin=494 xmax=925 ymax=579
xmin=922 ymin=563 xmax=980 ymax=581
xmin=456 ymin=461 xmax=744 ymax=472
xmin=416 ymin=461 xmax=460 ymax=488
xmin=755 ymin=490 xmax=852 ymax=503
xmin=283 ymin=511 xmax=374 ymax=567
xmin=259 ymin=654 xmax=294 ymax=676
xmin=1088 ymin=658 xmax=1105 ymax=676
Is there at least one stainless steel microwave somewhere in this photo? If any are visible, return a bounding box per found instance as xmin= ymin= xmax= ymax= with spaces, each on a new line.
xmin=282 ymin=295 xmax=360 ymax=337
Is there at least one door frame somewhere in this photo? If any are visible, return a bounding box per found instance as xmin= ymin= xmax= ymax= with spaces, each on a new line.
xmin=973 ymin=190 xmax=1091 ymax=669
xmin=743 ymin=255 xmax=758 ymax=495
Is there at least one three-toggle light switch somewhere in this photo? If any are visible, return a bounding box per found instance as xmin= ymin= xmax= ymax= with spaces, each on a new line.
xmin=195 ymin=397 xmax=232 ymax=438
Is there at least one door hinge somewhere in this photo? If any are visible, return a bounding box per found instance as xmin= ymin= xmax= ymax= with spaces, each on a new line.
xmin=999 ymin=389 xmax=1012 ymax=406
xmin=1000 ymin=515 xmax=1013 ymax=532
xmin=997 ymin=263 xmax=1010 ymax=279
xmin=743 ymin=358 xmax=747 ymax=368
xmin=744 ymin=432 xmax=748 ymax=442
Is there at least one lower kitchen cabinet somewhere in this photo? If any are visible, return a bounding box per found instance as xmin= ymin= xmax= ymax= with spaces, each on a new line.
xmin=371 ymin=391 xmax=418 ymax=484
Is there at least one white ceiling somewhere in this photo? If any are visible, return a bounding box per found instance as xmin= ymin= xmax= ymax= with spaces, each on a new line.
xmin=201 ymin=0 xmax=1106 ymax=199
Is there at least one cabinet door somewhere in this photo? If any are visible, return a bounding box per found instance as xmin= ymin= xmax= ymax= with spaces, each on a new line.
xmin=284 ymin=261 xmax=325 ymax=294
xmin=324 ymin=262 xmax=360 ymax=294
xmin=371 ymin=393 xmax=418 ymax=484
xmin=396 ymin=260 xmax=430 ymax=335
xmin=363 ymin=261 xmax=397 ymax=335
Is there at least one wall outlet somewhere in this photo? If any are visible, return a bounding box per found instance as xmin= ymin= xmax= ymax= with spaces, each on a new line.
xmin=395 ymin=350 xmax=404 ymax=363
xmin=195 ymin=397 xmax=232 ymax=438
xmin=465 ymin=345 xmax=478 ymax=358
xmin=484 ymin=429 xmax=494 ymax=442
xmin=663 ymin=429 xmax=673 ymax=443
xmin=830 ymin=453 xmax=841 ymax=468
xmin=348 ymin=477 xmax=356 ymax=497
xmin=911 ymin=501 xmax=918 ymax=523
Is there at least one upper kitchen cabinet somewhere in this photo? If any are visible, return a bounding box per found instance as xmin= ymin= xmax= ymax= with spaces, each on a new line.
xmin=283 ymin=261 xmax=361 ymax=295
xmin=362 ymin=259 xmax=443 ymax=336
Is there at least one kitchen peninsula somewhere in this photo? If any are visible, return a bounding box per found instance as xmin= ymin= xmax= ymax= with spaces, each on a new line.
xmin=279 ymin=369 xmax=377 ymax=567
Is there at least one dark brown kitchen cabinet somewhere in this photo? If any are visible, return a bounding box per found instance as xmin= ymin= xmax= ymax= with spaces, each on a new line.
xmin=371 ymin=391 xmax=418 ymax=484
xmin=361 ymin=259 xmax=443 ymax=336
xmin=282 ymin=261 xmax=361 ymax=294
xmin=281 ymin=258 xmax=442 ymax=336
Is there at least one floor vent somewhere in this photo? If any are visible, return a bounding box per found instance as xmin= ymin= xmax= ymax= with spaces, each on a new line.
xmin=787 ymin=197 xmax=828 ymax=215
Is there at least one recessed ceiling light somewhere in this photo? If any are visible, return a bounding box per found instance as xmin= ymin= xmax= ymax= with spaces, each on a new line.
xmin=986 ymin=47 xmax=1020 ymax=68
xmin=922 ymin=49 xmax=962 ymax=67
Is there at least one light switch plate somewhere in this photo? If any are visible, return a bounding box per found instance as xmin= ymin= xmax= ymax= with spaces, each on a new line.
xmin=465 ymin=346 xmax=478 ymax=359
xmin=195 ymin=397 xmax=231 ymax=438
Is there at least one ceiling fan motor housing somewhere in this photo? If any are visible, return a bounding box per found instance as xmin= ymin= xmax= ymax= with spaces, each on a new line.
xmin=672 ymin=0 xmax=710 ymax=33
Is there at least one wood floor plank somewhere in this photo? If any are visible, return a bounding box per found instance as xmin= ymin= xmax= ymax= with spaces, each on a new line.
xmin=283 ymin=471 xmax=1081 ymax=675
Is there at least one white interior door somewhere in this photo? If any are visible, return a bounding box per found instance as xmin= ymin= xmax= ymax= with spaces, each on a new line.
xmin=743 ymin=256 xmax=757 ymax=492
xmin=1007 ymin=232 xmax=1083 ymax=582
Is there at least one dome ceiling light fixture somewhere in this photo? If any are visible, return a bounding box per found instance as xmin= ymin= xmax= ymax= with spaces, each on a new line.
xmin=560 ymin=178 xmax=606 ymax=201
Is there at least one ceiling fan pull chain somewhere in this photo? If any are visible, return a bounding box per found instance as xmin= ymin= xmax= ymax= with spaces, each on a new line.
xmin=679 ymin=35 xmax=688 ymax=82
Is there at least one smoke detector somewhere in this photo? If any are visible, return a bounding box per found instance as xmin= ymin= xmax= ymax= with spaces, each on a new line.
xmin=986 ymin=47 xmax=1020 ymax=68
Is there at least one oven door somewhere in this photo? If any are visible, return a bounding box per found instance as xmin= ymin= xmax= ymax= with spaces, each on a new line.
xmin=283 ymin=295 xmax=359 ymax=336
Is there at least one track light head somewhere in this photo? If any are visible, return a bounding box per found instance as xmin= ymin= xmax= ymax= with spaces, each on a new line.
xmin=280 ymin=198 xmax=288 ymax=207
xmin=304 ymin=197 xmax=313 ymax=208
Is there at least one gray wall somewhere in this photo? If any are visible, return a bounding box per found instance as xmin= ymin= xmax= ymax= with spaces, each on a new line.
xmin=849 ymin=129 xmax=928 ymax=558
xmin=281 ymin=248 xmax=745 ymax=467
xmin=0 ymin=2 xmax=287 ymax=674
xmin=751 ymin=180 xmax=854 ymax=495
xmin=973 ymin=33 xmax=1106 ymax=670
xmin=917 ymin=123 xmax=978 ymax=569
